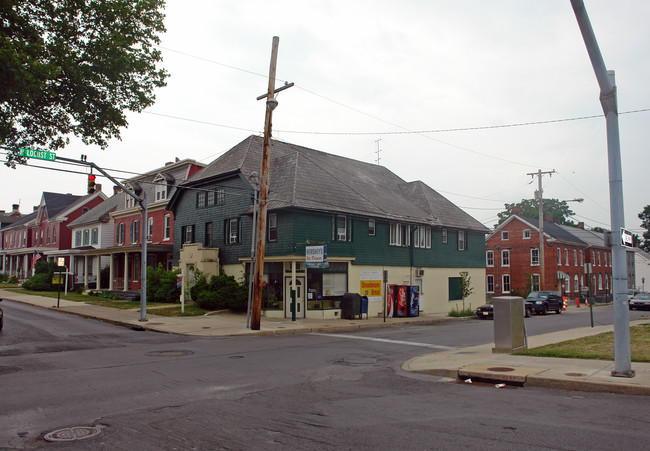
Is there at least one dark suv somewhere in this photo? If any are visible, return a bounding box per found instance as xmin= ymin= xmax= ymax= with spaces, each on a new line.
xmin=525 ymin=291 xmax=563 ymax=315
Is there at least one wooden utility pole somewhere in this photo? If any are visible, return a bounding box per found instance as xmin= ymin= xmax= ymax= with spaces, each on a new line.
xmin=250 ymin=37 xmax=280 ymax=330
xmin=528 ymin=169 xmax=555 ymax=290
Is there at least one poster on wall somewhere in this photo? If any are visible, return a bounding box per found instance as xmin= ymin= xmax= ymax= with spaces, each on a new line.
xmin=360 ymin=270 xmax=382 ymax=302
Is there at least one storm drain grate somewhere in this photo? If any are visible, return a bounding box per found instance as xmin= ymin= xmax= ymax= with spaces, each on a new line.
xmin=486 ymin=367 xmax=516 ymax=373
xmin=44 ymin=426 xmax=101 ymax=442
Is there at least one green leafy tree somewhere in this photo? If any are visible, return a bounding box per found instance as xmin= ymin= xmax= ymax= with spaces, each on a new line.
xmin=1 ymin=0 xmax=168 ymax=166
xmin=459 ymin=271 xmax=474 ymax=309
xmin=146 ymin=263 xmax=180 ymax=302
xmin=497 ymin=198 xmax=576 ymax=226
xmin=639 ymin=205 xmax=650 ymax=250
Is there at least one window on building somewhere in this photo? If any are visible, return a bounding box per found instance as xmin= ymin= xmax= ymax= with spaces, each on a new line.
xmin=457 ymin=230 xmax=466 ymax=251
xmin=205 ymin=222 xmax=213 ymax=247
xmin=46 ymin=228 xmax=50 ymax=244
xmin=523 ymin=229 xmax=531 ymax=239
xmin=565 ymin=248 xmax=569 ymax=266
xmin=531 ymin=248 xmax=539 ymax=266
xmin=531 ymin=273 xmax=540 ymax=291
xmin=226 ymin=218 xmax=240 ymax=244
xmin=597 ymin=252 xmax=601 ymax=266
xmin=336 ymin=215 xmax=347 ymax=241
xmin=580 ymin=250 xmax=584 ymax=266
xmin=75 ymin=230 xmax=82 ymax=247
xmin=206 ymin=190 xmax=215 ymax=206
xmin=125 ymin=190 xmax=136 ymax=209
xmin=52 ymin=227 xmax=56 ymax=244
xmin=368 ymin=219 xmax=375 ymax=236
xmin=82 ymin=229 xmax=89 ymax=246
xmin=558 ymin=248 xmax=562 ymax=265
xmin=442 ymin=229 xmax=447 ymax=244
xmin=501 ymin=249 xmax=510 ymax=267
xmin=155 ymin=180 xmax=167 ymax=202
xmin=268 ymin=213 xmax=277 ymax=242
xmin=502 ymin=274 xmax=511 ymax=293
xmin=414 ymin=226 xmax=431 ymax=249
xmin=148 ymin=217 xmax=154 ymax=241
xmin=591 ymin=250 xmax=595 ymax=264
xmin=91 ymin=228 xmax=98 ymax=245
xmin=486 ymin=275 xmax=494 ymax=293
xmin=183 ymin=225 xmax=195 ymax=244
xmin=598 ymin=274 xmax=603 ymax=290
xmin=573 ymin=249 xmax=577 ymax=266
xmin=164 ymin=214 xmax=171 ymax=240
xmin=197 ymin=191 xmax=206 ymax=208
xmin=116 ymin=223 xmax=125 ymax=245
xmin=486 ymin=250 xmax=494 ymax=267
xmin=501 ymin=231 xmax=509 ymax=241
xmin=389 ymin=223 xmax=410 ymax=247
xmin=574 ymin=274 xmax=579 ymax=293
xmin=130 ymin=220 xmax=140 ymax=244
xmin=216 ymin=188 xmax=225 ymax=205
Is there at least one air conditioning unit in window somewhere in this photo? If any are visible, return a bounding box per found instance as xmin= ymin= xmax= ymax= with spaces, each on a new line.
xmin=415 ymin=269 xmax=425 ymax=277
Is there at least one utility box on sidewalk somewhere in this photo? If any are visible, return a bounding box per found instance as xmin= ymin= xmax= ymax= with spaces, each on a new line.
xmin=492 ymin=296 xmax=527 ymax=353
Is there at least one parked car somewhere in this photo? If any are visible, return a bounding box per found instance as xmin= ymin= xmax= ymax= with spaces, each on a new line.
xmin=628 ymin=292 xmax=650 ymax=310
xmin=627 ymin=289 xmax=639 ymax=301
xmin=0 ymin=298 xmax=3 ymax=331
xmin=525 ymin=291 xmax=563 ymax=315
xmin=476 ymin=299 xmax=532 ymax=319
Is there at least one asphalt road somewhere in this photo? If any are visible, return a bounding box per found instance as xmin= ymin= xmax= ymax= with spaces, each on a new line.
xmin=0 ymin=301 xmax=648 ymax=450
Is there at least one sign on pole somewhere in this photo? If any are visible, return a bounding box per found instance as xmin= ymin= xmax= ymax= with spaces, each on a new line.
xmin=19 ymin=147 xmax=56 ymax=161
xmin=621 ymin=228 xmax=633 ymax=248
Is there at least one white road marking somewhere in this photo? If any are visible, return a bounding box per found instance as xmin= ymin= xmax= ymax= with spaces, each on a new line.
xmin=310 ymin=332 xmax=454 ymax=350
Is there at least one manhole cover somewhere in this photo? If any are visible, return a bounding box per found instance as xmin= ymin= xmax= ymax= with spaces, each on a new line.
xmin=486 ymin=367 xmax=516 ymax=373
xmin=565 ymin=372 xmax=587 ymax=377
xmin=44 ymin=426 xmax=101 ymax=442
xmin=145 ymin=350 xmax=194 ymax=357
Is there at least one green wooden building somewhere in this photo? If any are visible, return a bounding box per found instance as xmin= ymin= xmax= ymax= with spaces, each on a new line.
xmin=167 ymin=135 xmax=489 ymax=318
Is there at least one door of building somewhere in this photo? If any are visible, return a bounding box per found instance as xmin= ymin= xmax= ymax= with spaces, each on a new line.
xmin=284 ymin=277 xmax=305 ymax=318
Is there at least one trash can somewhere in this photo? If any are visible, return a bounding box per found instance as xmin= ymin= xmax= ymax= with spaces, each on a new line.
xmin=341 ymin=293 xmax=362 ymax=319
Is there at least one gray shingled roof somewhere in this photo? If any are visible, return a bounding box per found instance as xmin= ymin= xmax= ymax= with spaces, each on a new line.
xmin=557 ymin=224 xmax=606 ymax=247
xmin=42 ymin=192 xmax=88 ymax=218
xmin=185 ymin=135 xmax=489 ymax=232
xmin=68 ymin=195 xmax=120 ymax=228
xmin=519 ymin=216 xmax=587 ymax=245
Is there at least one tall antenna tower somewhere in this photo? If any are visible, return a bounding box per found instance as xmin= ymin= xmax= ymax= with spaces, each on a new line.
xmin=374 ymin=139 xmax=382 ymax=165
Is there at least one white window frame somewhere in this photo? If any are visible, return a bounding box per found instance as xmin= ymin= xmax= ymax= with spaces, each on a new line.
xmin=155 ymin=181 xmax=167 ymax=202
xmin=573 ymin=249 xmax=577 ymax=266
xmin=558 ymin=248 xmax=562 ymax=265
xmin=130 ymin=220 xmax=139 ymax=244
xmin=501 ymin=231 xmax=509 ymax=241
xmin=336 ymin=215 xmax=347 ymax=241
xmin=565 ymin=248 xmax=569 ymax=266
xmin=523 ymin=229 xmax=531 ymax=239
xmin=368 ymin=219 xmax=375 ymax=236
xmin=458 ymin=230 xmax=466 ymax=251
xmin=502 ymin=274 xmax=511 ymax=293
xmin=91 ymin=227 xmax=98 ymax=245
xmin=148 ymin=217 xmax=154 ymax=241
xmin=531 ymin=273 xmax=540 ymax=291
xmin=268 ymin=213 xmax=277 ymax=242
xmin=580 ymin=250 xmax=584 ymax=266
xmin=486 ymin=250 xmax=494 ymax=267
xmin=486 ymin=275 xmax=494 ymax=293
xmin=531 ymin=248 xmax=540 ymax=266
xmin=442 ymin=229 xmax=447 ymax=244
xmin=501 ymin=249 xmax=510 ymax=267
xmin=228 ymin=219 xmax=239 ymax=244
xmin=184 ymin=224 xmax=194 ymax=244
xmin=164 ymin=214 xmax=171 ymax=241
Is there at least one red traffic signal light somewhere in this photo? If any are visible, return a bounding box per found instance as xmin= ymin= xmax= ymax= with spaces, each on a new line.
xmin=88 ymin=174 xmax=96 ymax=194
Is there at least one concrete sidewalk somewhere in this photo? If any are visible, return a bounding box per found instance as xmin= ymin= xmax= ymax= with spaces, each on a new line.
xmin=2 ymin=289 xmax=649 ymax=395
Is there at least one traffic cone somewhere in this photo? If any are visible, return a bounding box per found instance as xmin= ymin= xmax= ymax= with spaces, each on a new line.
xmin=585 ymin=298 xmax=590 ymax=307
xmin=563 ymin=297 xmax=567 ymax=311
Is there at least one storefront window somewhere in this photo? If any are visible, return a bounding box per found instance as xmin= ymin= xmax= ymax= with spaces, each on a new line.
xmin=307 ymin=262 xmax=347 ymax=310
xmin=261 ymin=262 xmax=283 ymax=310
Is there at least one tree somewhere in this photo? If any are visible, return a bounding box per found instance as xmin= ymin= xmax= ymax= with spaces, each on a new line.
xmin=1 ymin=0 xmax=168 ymax=166
xmin=639 ymin=205 xmax=650 ymax=250
xmin=459 ymin=271 xmax=474 ymax=310
xmin=497 ymin=198 xmax=576 ymax=226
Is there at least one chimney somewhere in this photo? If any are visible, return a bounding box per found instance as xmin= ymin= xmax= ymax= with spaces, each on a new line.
xmin=545 ymin=213 xmax=555 ymax=223
xmin=94 ymin=183 xmax=102 ymax=192
xmin=165 ymin=161 xmax=173 ymax=166
xmin=33 ymin=206 xmax=39 ymax=212
xmin=11 ymin=204 xmax=20 ymax=216
xmin=113 ymin=185 xmax=122 ymax=195
xmin=511 ymin=206 xmax=521 ymax=216
xmin=578 ymin=222 xmax=584 ymax=229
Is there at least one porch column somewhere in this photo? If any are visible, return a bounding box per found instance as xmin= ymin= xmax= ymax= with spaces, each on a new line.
xmin=83 ymin=255 xmax=88 ymax=288
xmin=9 ymin=255 xmax=13 ymax=276
xmin=124 ymin=252 xmax=129 ymax=291
xmin=109 ymin=254 xmax=114 ymax=291
xmin=96 ymin=255 xmax=102 ymax=290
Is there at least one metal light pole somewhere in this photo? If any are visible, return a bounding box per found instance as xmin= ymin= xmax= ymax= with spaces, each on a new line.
xmin=571 ymin=0 xmax=633 ymax=377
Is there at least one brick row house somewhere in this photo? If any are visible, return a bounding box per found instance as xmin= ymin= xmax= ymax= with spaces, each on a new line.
xmin=87 ymin=159 xmax=205 ymax=293
xmin=167 ymin=135 xmax=490 ymax=318
xmin=0 ymin=204 xmax=23 ymax=276
xmin=486 ymin=211 xmax=613 ymax=301
xmin=0 ymin=192 xmax=107 ymax=281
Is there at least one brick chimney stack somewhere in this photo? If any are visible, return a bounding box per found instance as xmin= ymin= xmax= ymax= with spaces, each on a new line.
xmin=113 ymin=185 xmax=122 ymax=195
xmin=511 ymin=206 xmax=521 ymax=216
xmin=578 ymin=222 xmax=585 ymax=229
xmin=10 ymin=204 xmax=20 ymax=216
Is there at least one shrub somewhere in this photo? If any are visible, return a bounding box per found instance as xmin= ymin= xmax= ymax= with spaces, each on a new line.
xmin=8 ymin=275 xmax=18 ymax=284
xmin=22 ymin=273 xmax=53 ymax=291
xmin=192 ymin=271 xmax=248 ymax=312
xmin=146 ymin=263 xmax=181 ymax=302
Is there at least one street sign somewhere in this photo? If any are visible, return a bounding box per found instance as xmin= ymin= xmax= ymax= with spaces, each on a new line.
xmin=19 ymin=147 xmax=56 ymax=161
xmin=621 ymin=228 xmax=633 ymax=248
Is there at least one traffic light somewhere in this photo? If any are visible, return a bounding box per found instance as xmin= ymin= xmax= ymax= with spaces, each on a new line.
xmin=87 ymin=174 xmax=96 ymax=194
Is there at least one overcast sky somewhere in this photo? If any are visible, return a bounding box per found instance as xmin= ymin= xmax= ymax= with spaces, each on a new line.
xmin=3 ymin=0 xmax=649 ymax=234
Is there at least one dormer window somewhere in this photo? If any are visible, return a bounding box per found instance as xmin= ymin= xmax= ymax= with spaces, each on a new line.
xmin=154 ymin=174 xmax=168 ymax=202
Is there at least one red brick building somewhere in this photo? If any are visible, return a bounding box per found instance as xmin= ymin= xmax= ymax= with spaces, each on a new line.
xmin=485 ymin=212 xmax=612 ymax=301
